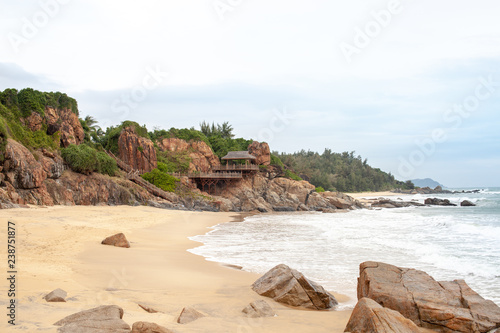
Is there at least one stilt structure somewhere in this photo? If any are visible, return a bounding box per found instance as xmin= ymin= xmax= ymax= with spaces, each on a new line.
xmin=188 ymin=151 xmax=259 ymax=194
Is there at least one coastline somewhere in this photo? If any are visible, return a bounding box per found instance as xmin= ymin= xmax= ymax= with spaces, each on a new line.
xmin=345 ymin=190 xmax=400 ymax=199
xmin=0 ymin=206 xmax=351 ymax=332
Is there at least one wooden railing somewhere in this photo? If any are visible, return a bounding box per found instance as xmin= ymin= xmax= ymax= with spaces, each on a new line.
xmin=187 ymin=172 xmax=243 ymax=179
xmin=212 ymin=164 xmax=259 ymax=172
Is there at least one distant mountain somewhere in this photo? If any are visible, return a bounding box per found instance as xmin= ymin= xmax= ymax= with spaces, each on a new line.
xmin=411 ymin=178 xmax=444 ymax=188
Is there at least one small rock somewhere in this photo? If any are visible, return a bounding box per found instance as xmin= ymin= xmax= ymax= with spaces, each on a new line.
xmin=101 ymin=233 xmax=130 ymax=248
xmin=54 ymin=305 xmax=130 ymax=333
xmin=242 ymin=300 xmax=275 ymax=318
xmin=138 ymin=304 xmax=159 ymax=313
xmin=44 ymin=288 xmax=67 ymax=302
xmin=344 ymin=297 xmax=421 ymax=333
xmin=252 ymin=264 xmax=337 ymax=310
xmin=461 ymin=200 xmax=476 ymax=207
xmin=131 ymin=321 xmax=173 ymax=333
xmin=177 ymin=307 xmax=205 ymax=324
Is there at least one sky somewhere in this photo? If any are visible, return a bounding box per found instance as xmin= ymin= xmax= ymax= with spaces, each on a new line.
xmin=1 ymin=0 xmax=499 ymax=187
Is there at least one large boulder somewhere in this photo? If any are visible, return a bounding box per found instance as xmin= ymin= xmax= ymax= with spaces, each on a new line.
xmin=358 ymin=261 xmax=500 ymax=332
xmin=157 ymin=137 xmax=220 ymax=172
xmin=3 ymin=139 xmax=47 ymax=189
xmin=54 ymin=305 xmax=130 ymax=333
xmin=252 ymin=264 xmax=337 ymax=310
xmin=118 ymin=126 xmax=157 ymax=173
xmin=461 ymin=200 xmax=476 ymax=207
xmin=248 ymin=141 xmax=271 ymax=166
xmin=45 ymin=106 xmax=84 ymax=147
xmin=344 ymin=297 xmax=421 ymax=333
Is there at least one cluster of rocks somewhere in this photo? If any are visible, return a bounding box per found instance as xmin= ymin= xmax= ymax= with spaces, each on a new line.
xmin=394 ymin=185 xmax=482 ymax=195
xmin=347 ymin=261 xmax=500 ymax=332
xmin=366 ymin=197 xmax=477 ymax=209
xmin=45 ymin=258 xmax=500 ymax=332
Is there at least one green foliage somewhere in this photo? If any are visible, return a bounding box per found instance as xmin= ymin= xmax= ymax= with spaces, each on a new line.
xmin=61 ymin=144 xmax=117 ymax=176
xmin=0 ymin=116 xmax=7 ymax=160
xmin=157 ymin=151 xmax=191 ymax=173
xmin=149 ymin=127 xmax=211 ymax=146
xmin=315 ymin=186 xmax=325 ymax=193
xmin=99 ymin=121 xmax=149 ymax=154
xmin=200 ymin=121 xmax=234 ymax=139
xmin=270 ymin=154 xmax=284 ymax=167
xmin=18 ymin=88 xmax=46 ymax=117
xmin=278 ymin=149 xmax=409 ymax=192
xmin=284 ymin=169 xmax=302 ymax=181
xmin=141 ymin=169 xmax=179 ymax=192
xmin=0 ymin=88 xmax=19 ymax=108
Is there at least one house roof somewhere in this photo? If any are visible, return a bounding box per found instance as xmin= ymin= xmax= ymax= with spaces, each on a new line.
xmin=221 ymin=151 xmax=257 ymax=160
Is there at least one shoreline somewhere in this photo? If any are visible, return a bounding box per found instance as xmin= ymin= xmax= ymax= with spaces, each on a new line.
xmin=345 ymin=190 xmax=400 ymax=199
xmin=0 ymin=206 xmax=352 ymax=332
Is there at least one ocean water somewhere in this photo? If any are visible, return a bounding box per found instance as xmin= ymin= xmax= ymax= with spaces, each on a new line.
xmin=189 ymin=187 xmax=500 ymax=308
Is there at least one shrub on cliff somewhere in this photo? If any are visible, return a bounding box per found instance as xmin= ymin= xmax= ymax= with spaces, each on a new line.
xmin=0 ymin=116 xmax=7 ymax=160
xmin=99 ymin=121 xmax=149 ymax=154
xmin=61 ymin=144 xmax=117 ymax=176
xmin=141 ymin=169 xmax=179 ymax=192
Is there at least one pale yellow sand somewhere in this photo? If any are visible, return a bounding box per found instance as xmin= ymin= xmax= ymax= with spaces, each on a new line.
xmin=0 ymin=206 xmax=351 ymax=332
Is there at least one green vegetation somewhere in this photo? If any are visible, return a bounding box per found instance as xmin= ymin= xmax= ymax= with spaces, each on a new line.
xmin=315 ymin=186 xmax=325 ymax=193
xmin=141 ymin=168 xmax=179 ymax=192
xmin=270 ymin=154 xmax=284 ymax=168
xmin=284 ymin=169 xmax=302 ymax=181
xmin=149 ymin=127 xmax=211 ymax=146
xmin=277 ymin=149 xmax=414 ymax=192
xmin=157 ymin=151 xmax=191 ymax=173
xmin=0 ymin=116 xmax=7 ymax=160
xmin=61 ymin=144 xmax=117 ymax=176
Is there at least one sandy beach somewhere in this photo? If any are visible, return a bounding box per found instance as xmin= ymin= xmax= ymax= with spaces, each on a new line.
xmin=1 ymin=206 xmax=351 ymax=332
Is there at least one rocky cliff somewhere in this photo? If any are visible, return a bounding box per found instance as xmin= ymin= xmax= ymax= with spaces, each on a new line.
xmin=157 ymin=137 xmax=220 ymax=172
xmin=248 ymin=141 xmax=270 ymax=165
xmin=23 ymin=106 xmax=85 ymax=148
xmin=118 ymin=126 xmax=157 ymax=173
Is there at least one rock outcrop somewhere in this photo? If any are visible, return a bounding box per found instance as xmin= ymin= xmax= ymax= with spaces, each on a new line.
xmin=461 ymin=200 xmax=476 ymax=207
xmin=216 ymin=173 xmax=363 ymax=212
xmin=248 ymin=141 xmax=271 ymax=165
xmin=44 ymin=288 xmax=67 ymax=302
xmin=3 ymin=139 xmax=46 ymax=189
xmin=118 ymin=126 xmax=157 ymax=173
xmin=44 ymin=107 xmax=84 ymax=147
xmin=101 ymin=233 xmax=130 ymax=248
xmin=370 ymin=199 xmax=425 ymax=209
xmin=242 ymin=300 xmax=275 ymax=318
xmin=357 ymin=261 xmax=500 ymax=333
xmin=344 ymin=297 xmax=422 ymax=333
xmin=157 ymin=137 xmax=220 ymax=172
xmin=54 ymin=305 xmax=130 ymax=333
xmin=252 ymin=264 xmax=338 ymax=310
xmin=424 ymin=198 xmax=457 ymax=206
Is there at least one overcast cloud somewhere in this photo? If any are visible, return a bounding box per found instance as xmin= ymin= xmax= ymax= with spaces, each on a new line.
xmin=1 ymin=0 xmax=499 ymax=187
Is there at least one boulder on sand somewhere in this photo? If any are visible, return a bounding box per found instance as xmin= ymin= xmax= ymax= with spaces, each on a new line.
xmin=177 ymin=307 xmax=205 ymax=324
xmin=252 ymin=264 xmax=337 ymax=310
xmin=44 ymin=288 xmax=67 ymax=302
xmin=101 ymin=233 xmax=130 ymax=248
xmin=242 ymin=300 xmax=275 ymax=318
xmin=54 ymin=305 xmax=130 ymax=333
xmin=131 ymin=321 xmax=173 ymax=333
xmin=357 ymin=261 xmax=500 ymax=332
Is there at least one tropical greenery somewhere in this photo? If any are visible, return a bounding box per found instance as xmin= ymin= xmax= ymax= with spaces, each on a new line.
xmin=277 ymin=149 xmax=414 ymax=192
xmin=99 ymin=121 xmax=149 ymax=154
xmin=141 ymin=168 xmax=179 ymax=192
xmin=61 ymin=144 xmax=117 ymax=176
